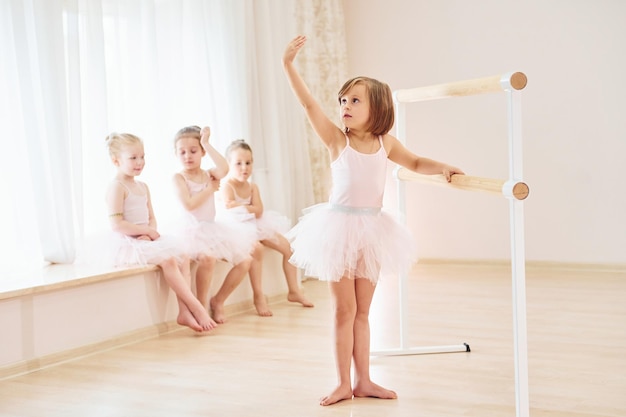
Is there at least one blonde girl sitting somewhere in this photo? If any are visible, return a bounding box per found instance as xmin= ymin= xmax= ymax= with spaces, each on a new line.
xmin=104 ymin=132 xmax=214 ymax=333
xmin=220 ymin=139 xmax=313 ymax=317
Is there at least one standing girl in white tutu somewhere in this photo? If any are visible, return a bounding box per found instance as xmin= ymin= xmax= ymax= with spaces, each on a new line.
xmin=220 ymin=139 xmax=314 ymax=317
xmin=104 ymin=132 xmax=214 ymax=333
xmin=172 ymin=126 xmax=254 ymax=324
xmin=282 ymin=36 xmax=464 ymax=406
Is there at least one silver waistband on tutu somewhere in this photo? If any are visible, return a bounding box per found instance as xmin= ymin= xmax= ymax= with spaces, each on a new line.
xmin=329 ymin=203 xmax=381 ymax=215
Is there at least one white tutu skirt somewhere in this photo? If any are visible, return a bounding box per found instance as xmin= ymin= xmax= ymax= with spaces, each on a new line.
xmin=217 ymin=206 xmax=290 ymax=244
xmin=179 ymin=216 xmax=255 ymax=265
xmin=286 ymin=204 xmax=417 ymax=284
xmin=77 ymin=231 xmax=187 ymax=268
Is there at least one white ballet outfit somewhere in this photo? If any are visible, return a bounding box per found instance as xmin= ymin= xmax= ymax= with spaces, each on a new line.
xmin=286 ymin=136 xmax=416 ymax=284
xmin=178 ymin=177 xmax=255 ymax=265
xmin=217 ymin=182 xmax=290 ymax=244
xmin=107 ymin=181 xmax=187 ymax=267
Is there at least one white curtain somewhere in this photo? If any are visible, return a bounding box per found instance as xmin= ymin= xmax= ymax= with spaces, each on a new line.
xmin=0 ymin=0 xmax=346 ymax=284
xmin=0 ymin=0 xmax=75 ymax=275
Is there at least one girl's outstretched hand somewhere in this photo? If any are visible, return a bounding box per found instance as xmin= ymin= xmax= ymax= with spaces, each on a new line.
xmin=282 ymin=35 xmax=306 ymax=65
xmin=200 ymin=126 xmax=211 ymax=149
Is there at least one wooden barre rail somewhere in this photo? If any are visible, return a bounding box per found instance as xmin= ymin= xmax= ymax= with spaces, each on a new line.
xmin=394 ymin=71 xmax=527 ymax=103
xmin=396 ymin=167 xmax=529 ymax=200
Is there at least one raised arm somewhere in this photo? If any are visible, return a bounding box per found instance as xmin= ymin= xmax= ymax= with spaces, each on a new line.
xmin=200 ymin=126 xmax=229 ymax=180
xmin=282 ymin=35 xmax=344 ymax=153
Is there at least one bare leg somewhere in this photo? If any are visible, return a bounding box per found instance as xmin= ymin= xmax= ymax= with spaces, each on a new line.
xmin=210 ymin=256 xmax=252 ymax=323
xmin=172 ymin=258 xmax=202 ymax=332
xmin=159 ymin=257 xmax=216 ymax=332
xmin=248 ymin=242 xmax=272 ymax=317
xmin=261 ymin=234 xmax=313 ymax=307
xmin=320 ymin=277 xmax=356 ymax=406
xmin=196 ymin=255 xmax=216 ymax=310
xmin=194 ymin=256 xmax=217 ymax=329
xmin=352 ymin=278 xmax=397 ymax=400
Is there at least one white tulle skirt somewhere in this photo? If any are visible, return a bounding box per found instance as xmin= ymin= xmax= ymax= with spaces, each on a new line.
xmin=286 ymin=203 xmax=417 ymax=284
xmin=217 ymin=206 xmax=290 ymax=244
xmin=178 ymin=216 xmax=256 ymax=265
xmin=77 ymin=230 xmax=188 ymax=268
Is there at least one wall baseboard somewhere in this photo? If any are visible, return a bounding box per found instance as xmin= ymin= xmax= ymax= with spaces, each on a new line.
xmin=416 ymin=258 xmax=626 ymax=273
xmin=0 ymin=293 xmax=279 ymax=381
xmin=0 ymin=249 xmax=291 ymax=381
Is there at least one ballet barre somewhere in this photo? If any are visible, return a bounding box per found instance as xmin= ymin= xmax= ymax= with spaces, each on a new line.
xmin=370 ymin=71 xmax=530 ymax=417
xmin=394 ymin=71 xmax=527 ymax=102
xmin=395 ymin=169 xmax=530 ymax=201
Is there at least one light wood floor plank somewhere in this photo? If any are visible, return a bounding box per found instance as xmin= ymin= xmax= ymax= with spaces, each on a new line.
xmin=0 ymin=263 xmax=624 ymax=417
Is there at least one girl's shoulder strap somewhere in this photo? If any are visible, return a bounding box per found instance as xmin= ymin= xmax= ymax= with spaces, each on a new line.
xmin=136 ymin=180 xmax=149 ymax=193
xmin=118 ymin=180 xmax=149 ymax=196
xmin=116 ymin=180 xmax=130 ymax=192
xmin=223 ymin=179 xmax=235 ymax=191
xmin=378 ymin=135 xmax=390 ymax=156
xmin=223 ymin=180 xmax=242 ymax=197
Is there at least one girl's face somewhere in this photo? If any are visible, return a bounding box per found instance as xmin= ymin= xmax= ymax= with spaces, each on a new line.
xmin=115 ymin=143 xmax=145 ymax=178
xmin=340 ymin=83 xmax=370 ymax=131
xmin=228 ymin=148 xmax=253 ymax=182
xmin=175 ymin=136 xmax=205 ymax=170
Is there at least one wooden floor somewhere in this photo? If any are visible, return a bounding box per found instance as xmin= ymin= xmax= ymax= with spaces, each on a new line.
xmin=0 ymin=263 xmax=624 ymax=417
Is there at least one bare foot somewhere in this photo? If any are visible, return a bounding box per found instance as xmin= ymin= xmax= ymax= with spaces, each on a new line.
xmin=177 ymin=309 xmax=203 ymax=332
xmin=287 ymin=291 xmax=314 ymax=307
xmin=319 ymin=384 xmax=353 ymax=406
xmin=210 ymin=297 xmax=227 ymax=324
xmin=254 ymin=295 xmax=273 ymax=317
xmin=178 ymin=302 xmax=216 ymax=332
xmin=190 ymin=306 xmax=218 ymax=332
xmin=353 ymin=381 xmax=397 ymax=400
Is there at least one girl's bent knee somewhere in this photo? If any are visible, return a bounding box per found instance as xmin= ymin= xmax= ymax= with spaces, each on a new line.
xmin=198 ymin=255 xmax=216 ymax=268
xmin=159 ymin=257 xmax=177 ymax=269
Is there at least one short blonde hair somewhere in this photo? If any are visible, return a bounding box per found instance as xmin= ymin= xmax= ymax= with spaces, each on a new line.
xmin=338 ymin=76 xmax=394 ymax=136
xmin=225 ymin=139 xmax=253 ymax=160
xmin=105 ymin=132 xmax=143 ymax=159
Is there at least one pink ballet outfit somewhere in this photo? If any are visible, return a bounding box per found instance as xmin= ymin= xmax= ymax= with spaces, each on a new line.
xmin=286 ymin=136 xmax=416 ymax=283
xmin=217 ymin=182 xmax=290 ymax=244
xmin=109 ymin=181 xmax=186 ymax=266
xmin=178 ymin=177 xmax=255 ymax=265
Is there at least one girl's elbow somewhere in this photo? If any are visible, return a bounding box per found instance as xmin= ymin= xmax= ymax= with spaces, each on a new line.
xmin=215 ymin=167 xmax=229 ymax=179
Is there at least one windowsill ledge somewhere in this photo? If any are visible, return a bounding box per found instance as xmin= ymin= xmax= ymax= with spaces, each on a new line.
xmin=0 ymin=263 xmax=158 ymax=301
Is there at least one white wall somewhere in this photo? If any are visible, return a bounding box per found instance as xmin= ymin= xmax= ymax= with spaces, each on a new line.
xmin=342 ymin=0 xmax=626 ymax=264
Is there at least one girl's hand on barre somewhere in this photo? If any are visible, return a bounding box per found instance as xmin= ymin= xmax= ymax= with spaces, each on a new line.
xmin=443 ymin=165 xmax=465 ymax=182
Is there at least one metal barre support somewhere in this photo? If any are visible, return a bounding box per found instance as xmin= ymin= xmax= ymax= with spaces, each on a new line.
xmin=381 ymin=70 xmax=530 ymax=417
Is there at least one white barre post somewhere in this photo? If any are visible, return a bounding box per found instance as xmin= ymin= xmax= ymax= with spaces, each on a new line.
xmin=506 ymin=82 xmax=530 ymax=417
xmin=371 ymin=71 xmax=530 ymax=417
